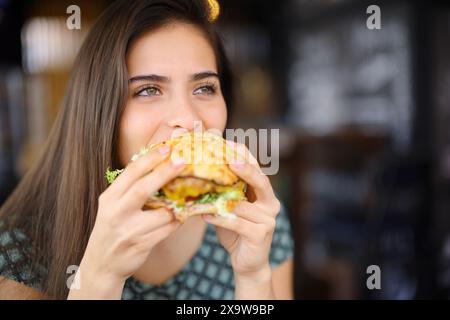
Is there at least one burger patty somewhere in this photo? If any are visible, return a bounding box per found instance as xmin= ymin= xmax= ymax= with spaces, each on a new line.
xmin=165 ymin=177 xmax=216 ymax=194
xmin=161 ymin=177 xmax=245 ymax=205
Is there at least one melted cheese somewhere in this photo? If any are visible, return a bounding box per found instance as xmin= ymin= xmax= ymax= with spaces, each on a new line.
xmin=162 ymin=179 xmax=246 ymax=206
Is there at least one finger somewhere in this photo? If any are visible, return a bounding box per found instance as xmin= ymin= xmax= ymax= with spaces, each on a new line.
xmin=121 ymin=156 xmax=186 ymax=210
xmin=225 ymin=140 xmax=262 ymax=169
xmin=108 ymin=145 xmax=172 ymax=196
xmin=202 ymin=214 xmax=255 ymax=240
xmin=225 ymin=141 xmax=275 ymax=203
xmin=142 ymin=220 xmax=180 ymax=247
xmin=228 ymin=160 xmax=275 ymax=204
xmin=233 ymin=201 xmax=275 ymax=223
xmin=137 ymin=208 xmax=176 ymax=233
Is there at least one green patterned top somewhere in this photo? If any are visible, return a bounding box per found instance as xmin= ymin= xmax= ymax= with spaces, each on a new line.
xmin=0 ymin=206 xmax=294 ymax=299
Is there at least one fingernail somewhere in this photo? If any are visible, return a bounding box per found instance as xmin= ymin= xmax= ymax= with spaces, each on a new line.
xmin=158 ymin=146 xmax=171 ymax=154
xmin=230 ymin=161 xmax=244 ymax=169
xmin=226 ymin=140 xmax=235 ymax=146
xmin=202 ymin=214 xmax=213 ymax=220
xmin=171 ymin=156 xmax=185 ymax=167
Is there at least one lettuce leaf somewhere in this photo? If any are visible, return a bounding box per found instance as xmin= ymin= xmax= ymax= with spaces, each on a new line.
xmin=105 ymin=168 xmax=124 ymax=184
xmin=195 ymin=192 xmax=220 ymax=204
xmin=194 ymin=190 xmax=246 ymax=204
xmin=105 ymin=146 xmax=149 ymax=185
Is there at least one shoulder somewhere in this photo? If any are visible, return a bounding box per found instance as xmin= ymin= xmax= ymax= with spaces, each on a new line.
xmin=0 ymin=276 xmax=44 ymax=299
xmin=0 ymin=220 xmax=45 ymax=294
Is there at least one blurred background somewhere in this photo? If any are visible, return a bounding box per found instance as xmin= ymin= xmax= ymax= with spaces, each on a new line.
xmin=1 ymin=0 xmax=450 ymax=299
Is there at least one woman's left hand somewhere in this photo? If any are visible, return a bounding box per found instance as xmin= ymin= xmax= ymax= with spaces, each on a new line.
xmin=202 ymin=142 xmax=281 ymax=281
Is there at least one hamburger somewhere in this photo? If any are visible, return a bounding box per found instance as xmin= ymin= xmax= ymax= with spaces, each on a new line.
xmin=105 ymin=132 xmax=247 ymax=222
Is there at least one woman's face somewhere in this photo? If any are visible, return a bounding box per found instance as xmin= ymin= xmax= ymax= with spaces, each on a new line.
xmin=118 ymin=22 xmax=227 ymax=166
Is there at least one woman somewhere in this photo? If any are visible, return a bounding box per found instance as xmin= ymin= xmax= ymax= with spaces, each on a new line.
xmin=0 ymin=0 xmax=294 ymax=300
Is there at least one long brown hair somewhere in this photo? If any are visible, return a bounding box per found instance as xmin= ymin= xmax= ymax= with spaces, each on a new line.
xmin=0 ymin=0 xmax=233 ymax=299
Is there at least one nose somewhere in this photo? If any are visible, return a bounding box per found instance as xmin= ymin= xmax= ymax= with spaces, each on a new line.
xmin=165 ymin=94 xmax=202 ymax=131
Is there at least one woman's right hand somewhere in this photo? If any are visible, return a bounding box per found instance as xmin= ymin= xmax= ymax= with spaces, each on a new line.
xmin=68 ymin=145 xmax=185 ymax=299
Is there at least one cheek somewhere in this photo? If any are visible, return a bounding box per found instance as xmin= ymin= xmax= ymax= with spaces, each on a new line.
xmin=198 ymin=102 xmax=228 ymax=132
xmin=118 ymin=104 xmax=160 ymax=166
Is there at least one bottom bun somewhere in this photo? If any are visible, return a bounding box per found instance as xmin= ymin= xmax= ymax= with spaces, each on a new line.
xmin=143 ymin=201 xmax=219 ymax=223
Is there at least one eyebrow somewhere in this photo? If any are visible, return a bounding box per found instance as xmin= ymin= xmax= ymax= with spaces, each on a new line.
xmin=128 ymin=71 xmax=219 ymax=83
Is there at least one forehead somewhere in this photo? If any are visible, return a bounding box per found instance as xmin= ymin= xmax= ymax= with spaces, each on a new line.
xmin=127 ymin=22 xmax=217 ymax=77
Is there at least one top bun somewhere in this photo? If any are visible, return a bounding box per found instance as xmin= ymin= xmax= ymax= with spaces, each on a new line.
xmin=147 ymin=131 xmax=244 ymax=186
